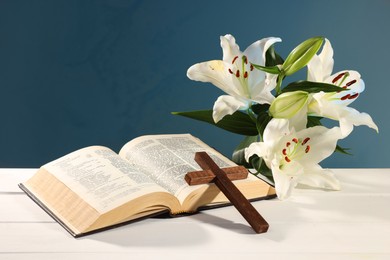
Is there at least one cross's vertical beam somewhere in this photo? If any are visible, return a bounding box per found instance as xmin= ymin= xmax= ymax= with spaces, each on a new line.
xmin=191 ymin=151 xmax=269 ymax=234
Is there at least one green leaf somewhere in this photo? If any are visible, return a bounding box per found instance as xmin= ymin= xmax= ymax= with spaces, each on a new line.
xmin=172 ymin=110 xmax=258 ymax=136
xmin=251 ymin=44 xmax=283 ymax=75
xmin=281 ymin=81 xmax=348 ymax=94
xmin=306 ymin=116 xmax=323 ymax=128
xmin=251 ymin=63 xmax=280 ymax=74
xmin=265 ymin=45 xmax=284 ymax=67
xmin=256 ymin=111 xmax=273 ymax=137
xmin=249 ymin=154 xmax=262 ymax=173
xmin=335 ymin=145 xmax=352 ymax=155
xmin=248 ymin=155 xmax=274 ymax=181
xmin=250 ymin=103 xmax=270 ymax=115
xmin=282 ymin=37 xmax=324 ymax=76
xmin=232 ymin=135 xmax=259 ymax=166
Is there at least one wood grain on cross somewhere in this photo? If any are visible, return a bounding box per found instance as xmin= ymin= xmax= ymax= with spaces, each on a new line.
xmin=185 ymin=151 xmax=269 ymax=234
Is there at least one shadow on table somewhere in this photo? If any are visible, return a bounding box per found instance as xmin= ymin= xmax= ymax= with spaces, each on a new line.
xmin=79 ymin=216 xmax=208 ymax=247
xmin=190 ymin=212 xmax=257 ymax=235
xmin=80 ymin=208 xmax=276 ymax=246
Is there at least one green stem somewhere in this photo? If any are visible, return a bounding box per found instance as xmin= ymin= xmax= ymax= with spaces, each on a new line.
xmin=275 ymin=72 xmax=284 ymax=95
xmin=247 ymin=106 xmax=257 ymax=123
xmin=247 ymin=106 xmax=264 ymax=141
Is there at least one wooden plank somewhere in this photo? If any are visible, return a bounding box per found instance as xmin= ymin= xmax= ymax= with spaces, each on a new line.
xmin=0 ymin=194 xmax=53 ymax=222
xmin=0 ymin=168 xmax=36 ymax=192
xmin=185 ymin=166 xmax=248 ymax=185
xmin=192 ymin=152 xmax=269 ymax=233
xmin=1 ymin=168 xmax=390 ymax=258
xmin=1 ymin=222 xmax=390 ymax=255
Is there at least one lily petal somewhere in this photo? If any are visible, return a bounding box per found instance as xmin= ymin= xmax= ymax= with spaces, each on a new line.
xmin=339 ymin=107 xmax=379 ymax=136
xmin=212 ymin=95 xmax=248 ymax=123
xmin=306 ymin=37 xmax=377 ymax=137
xmin=263 ymin=118 xmax=290 ymax=144
xmin=272 ymin=159 xmax=341 ymax=200
xmin=245 ymin=118 xmax=343 ymax=200
xmin=187 ymin=60 xmax=240 ymax=97
xmin=309 ymin=91 xmax=339 ymax=119
xmin=250 ymin=73 xmax=278 ymax=104
xmin=244 ymin=37 xmax=282 ymax=67
xmin=285 ymin=104 xmax=309 ymax=132
xmin=318 ymin=39 xmax=334 ymax=79
xmin=325 ymin=71 xmax=365 ymax=106
xmin=220 ymin=34 xmax=241 ymax=63
xmin=271 ymin=159 xmax=299 ymax=200
xmin=298 ymin=165 xmax=341 ymax=191
xmin=307 ymin=38 xmax=334 ymax=82
xmin=246 ymin=37 xmax=281 ymax=93
xmin=295 ymin=126 xmax=342 ymax=165
xmin=188 ymin=34 xmax=281 ymax=122
xmin=310 ymin=92 xmax=378 ymax=137
xmin=245 ymin=142 xmax=270 ymax=166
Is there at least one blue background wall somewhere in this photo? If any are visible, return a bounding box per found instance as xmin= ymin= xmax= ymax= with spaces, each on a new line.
xmin=0 ymin=0 xmax=387 ymax=168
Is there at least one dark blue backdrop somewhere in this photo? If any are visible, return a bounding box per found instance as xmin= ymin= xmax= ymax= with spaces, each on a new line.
xmin=0 ymin=0 xmax=387 ymax=168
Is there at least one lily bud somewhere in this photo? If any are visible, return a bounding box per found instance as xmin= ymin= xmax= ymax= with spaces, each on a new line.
xmin=282 ymin=37 xmax=324 ymax=76
xmin=269 ymin=91 xmax=309 ymax=119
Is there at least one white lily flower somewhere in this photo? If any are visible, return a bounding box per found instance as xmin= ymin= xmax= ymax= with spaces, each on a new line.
xmin=187 ymin=34 xmax=281 ymax=122
xmin=245 ymin=119 xmax=342 ymax=200
xmin=307 ymin=39 xmax=378 ymax=137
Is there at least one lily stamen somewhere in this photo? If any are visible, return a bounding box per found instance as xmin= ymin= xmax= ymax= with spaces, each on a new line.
xmin=232 ymin=56 xmax=239 ymax=64
xmin=302 ymin=137 xmax=310 ymax=145
xmin=341 ymin=92 xmax=359 ymax=100
xmin=346 ymin=79 xmax=357 ymax=86
xmin=281 ymin=137 xmax=311 ymax=164
xmin=332 ymin=72 xmax=346 ymax=84
xmin=349 ymin=93 xmax=359 ymax=99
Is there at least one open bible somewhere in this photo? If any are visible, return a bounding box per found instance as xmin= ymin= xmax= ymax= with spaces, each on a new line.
xmin=19 ymin=134 xmax=276 ymax=237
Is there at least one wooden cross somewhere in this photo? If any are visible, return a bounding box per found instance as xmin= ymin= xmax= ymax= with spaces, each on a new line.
xmin=185 ymin=151 xmax=269 ymax=234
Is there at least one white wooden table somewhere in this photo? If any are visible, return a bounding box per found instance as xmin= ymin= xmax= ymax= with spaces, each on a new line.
xmin=1 ymin=168 xmax=390 ymax=260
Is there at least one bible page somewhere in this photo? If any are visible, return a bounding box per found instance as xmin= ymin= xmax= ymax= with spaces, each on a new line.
xmin=42 ymin=146 xmax=169 ymax=213
xmin=118 ymin=134 xmax=236 ymax=203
